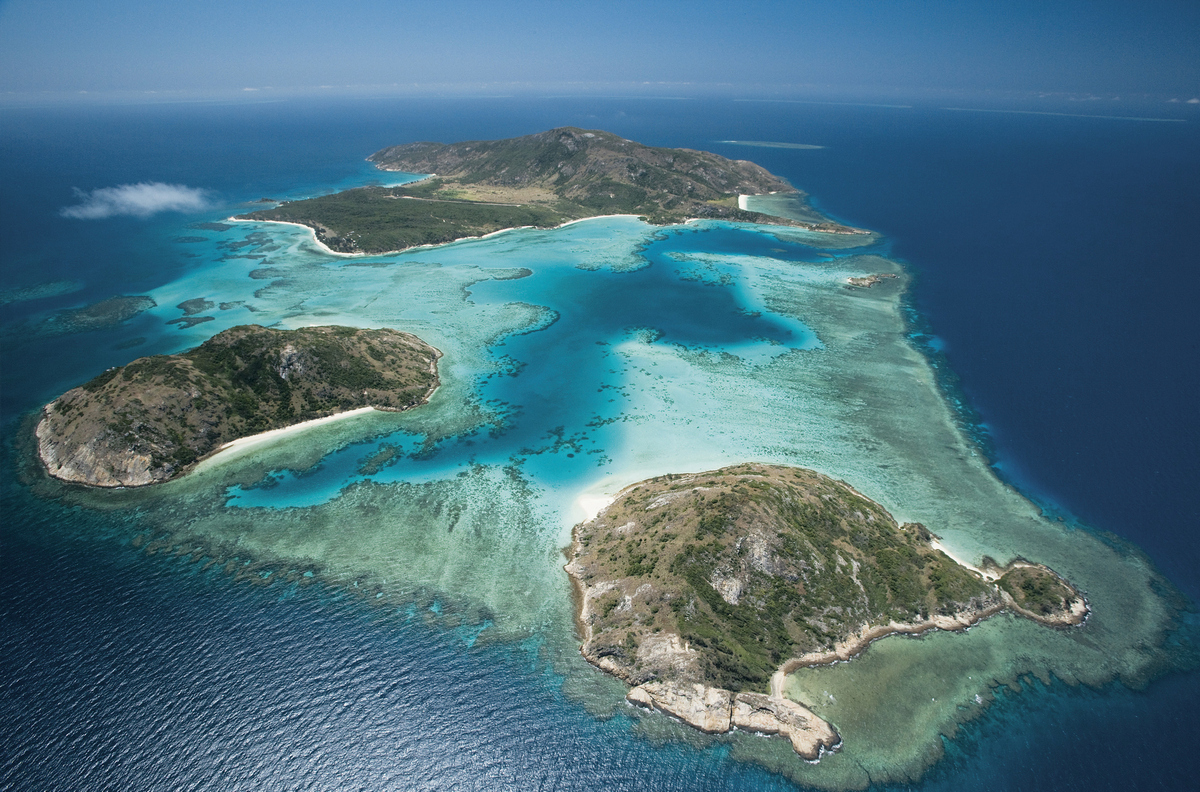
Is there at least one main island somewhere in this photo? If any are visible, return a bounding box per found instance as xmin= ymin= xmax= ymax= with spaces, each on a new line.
xmin=238 ymin=127 xmax=866 ymax=254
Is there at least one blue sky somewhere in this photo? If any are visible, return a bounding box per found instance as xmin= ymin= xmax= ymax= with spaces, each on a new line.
xmin=1 ymin=0 xmax=1197 ymax=100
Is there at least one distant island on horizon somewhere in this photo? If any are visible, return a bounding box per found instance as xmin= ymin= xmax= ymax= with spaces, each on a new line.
xmin=238 ymin=127 xmax=867 ymax=255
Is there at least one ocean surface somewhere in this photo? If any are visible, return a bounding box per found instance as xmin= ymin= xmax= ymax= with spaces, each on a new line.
xmin=2 ymin=96 xmax=1197 ymax=790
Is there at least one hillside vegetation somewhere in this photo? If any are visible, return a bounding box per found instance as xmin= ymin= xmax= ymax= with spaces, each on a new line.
xmin=567 ymin=464 xmax=1085 ymax=693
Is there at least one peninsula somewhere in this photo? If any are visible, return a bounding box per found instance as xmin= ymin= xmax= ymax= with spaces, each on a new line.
xmin=565 ymin=464 xmax=1086 ymax=758
xmin=238 ymin=127 xmax=866 ymax=254
xmin=36 ymin=325 xmax=440 ymax=487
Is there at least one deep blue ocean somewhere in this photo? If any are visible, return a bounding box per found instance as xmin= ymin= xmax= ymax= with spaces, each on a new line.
xmin=2 ymin=96 xmax=1198 ymax=790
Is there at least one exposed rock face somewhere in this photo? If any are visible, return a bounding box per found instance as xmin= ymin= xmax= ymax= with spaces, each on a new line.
xmin=37 ymin=419 xmax=157 ymax=487
xmin=36 ymin=325 xmax=440 ymax=487
xmin=1013 ymin=593 xmax=1089 ymax=626
xmin=276 ymin=343 xmax=305 ymax=380
xmin=627 ymin=682 xmax=733 ymax=734
xmin=731 ymin=691 xmax=840 ymax=759
xmin=567 ymin=466 xmax=1004 ymax=692
xmin=846 ymin=273 xmax=898 ymax=288
xmin=625 ymin=682 xmax=840 ymax=760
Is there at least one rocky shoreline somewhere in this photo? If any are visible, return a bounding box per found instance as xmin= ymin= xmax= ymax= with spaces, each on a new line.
xmin=567 ymin=556 xmax=841 ymax=759
xmin=768 ymin=578 xmax=1087 ymax=688
xmin=628 ymin=682 xmax=841 ymax=760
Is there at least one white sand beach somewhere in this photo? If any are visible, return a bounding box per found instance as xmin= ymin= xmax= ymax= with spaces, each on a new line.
xmin=226 ymin=216 xmax=358 ymax=257
xmin=208 ymin=406 xmax=378 ymax=459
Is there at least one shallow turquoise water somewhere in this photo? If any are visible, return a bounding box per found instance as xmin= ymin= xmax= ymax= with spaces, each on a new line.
xmin=26 ymin=207 xmax=1176 ymax=787
xmin=222 ymin=221 xmax=828 ymax=510
xmin=2 ymin=97 xmax=1196 ymax=791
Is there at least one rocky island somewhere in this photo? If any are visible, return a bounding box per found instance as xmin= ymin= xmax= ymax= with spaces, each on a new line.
xmin=565 ymin=464 xmax=1086 ymax=758
xmin=36 ymin=325 xmax=440 ymax=487
xmin=846 ymin=273 xmax=898 ymax=288
xmin=238 ymin=127 xmax=867 ymax=255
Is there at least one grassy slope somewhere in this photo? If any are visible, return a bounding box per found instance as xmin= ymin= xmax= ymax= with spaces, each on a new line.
xmin=569 ymin=464 xmax=1078 ymax=692
xmin=242 ymin=184 xmax=576 ymax=254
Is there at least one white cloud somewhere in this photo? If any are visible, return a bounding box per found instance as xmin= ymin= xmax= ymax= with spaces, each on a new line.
xmin=1188 ymin=98 xmax=1200 ymax=104
xmin=61 ymin=182 xmax=211 ymax=219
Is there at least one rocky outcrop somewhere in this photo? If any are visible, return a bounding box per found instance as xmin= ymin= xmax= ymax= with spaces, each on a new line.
xmin=1000 ymin=583 xmax=1090 ymax=626
xmin=846 ymin=273 xmax=898 ymax=288
xmin=625 ymin=682 xmax=840 ymax=760
xmin=731 ymin=691 xmax=840 ymax=759
xmin=37 ymin=416 xmax=159 ymax=487
xmin=627 ymin=682 xmax=734 ymax=734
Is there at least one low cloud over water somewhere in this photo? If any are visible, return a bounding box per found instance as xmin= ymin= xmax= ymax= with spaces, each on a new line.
xmin=61 ymin=182 xmax=210 ymax=219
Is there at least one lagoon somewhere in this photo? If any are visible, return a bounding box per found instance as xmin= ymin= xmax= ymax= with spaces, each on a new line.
xmin=2 ymin=96 xmax=1197 ymax=791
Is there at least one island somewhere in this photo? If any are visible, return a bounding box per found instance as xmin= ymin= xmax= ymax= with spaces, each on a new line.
xmin=846 ymin=273 xmax=898 ymax=288
xmin=36 ymin=325 xmax=440 ymax=487
xmin=565 ymin=463 xmax=1086 ymax=758
xmin=237 ymin=127 xmax=867 ymax=255
xmin=36 ymin=295 xmax=157 ymax=336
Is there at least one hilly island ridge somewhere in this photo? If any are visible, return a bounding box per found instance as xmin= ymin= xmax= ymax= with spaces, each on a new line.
xmin=566 ymin=464 xmax=1086 ymax=758
xmin=238 ymin=127 xmax=867 ymax=254
xmin=36 ymin=325 xmax=440 ymax=487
